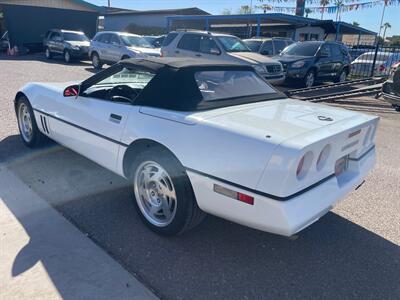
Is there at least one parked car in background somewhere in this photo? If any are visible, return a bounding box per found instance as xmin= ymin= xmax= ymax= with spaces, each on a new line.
xmin=14 ymin=57 xmax=379 ymax=236
xmin=347 ymin=45 xmax=376 ymax=61
xmin=161 ymin=30 xmax=285 ymax=85
xmin=43 ymin=29 xmax=90 ymax=63
xmin=89 ymin=31 xmax=160 ymax=69
xmin=273 ymin=41 xmax=351 ymax=87
xmin=351 ymin=52 xmax=400 ymax=77
xmin=382 ymin=61 xmax=400 ymax=111
xmin=143 ymin=35 xmax=165 ymax=48
xmin=0 ymin=31 xmax=10 ymax=52
xmin=243 ymin=37 xmax=294 ymax=56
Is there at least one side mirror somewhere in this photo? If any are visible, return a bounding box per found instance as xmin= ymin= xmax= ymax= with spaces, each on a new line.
xmin=210 ymin=48 xmax=220 ymax=55
xmin=63 ymin=85 xmax=80 ymax=97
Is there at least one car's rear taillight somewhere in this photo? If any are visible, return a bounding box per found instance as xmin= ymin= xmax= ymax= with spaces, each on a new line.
xmin=379 ymin=64 xmax=386 ymax=72
xmin=316 ymin=145 xmax=331 ymax=171
xmin=296 ymin=151 xmax=313 ymax=180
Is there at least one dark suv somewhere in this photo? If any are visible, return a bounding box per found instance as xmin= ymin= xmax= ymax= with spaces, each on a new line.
xmin=43 ymin=29 xmax=90 ymax=63
xmin=273 ymin=41 xmax=351 ymax=87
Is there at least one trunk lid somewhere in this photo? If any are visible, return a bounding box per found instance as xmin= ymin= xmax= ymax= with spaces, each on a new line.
xmin=192 ymin=99 xmax=362 ymax=144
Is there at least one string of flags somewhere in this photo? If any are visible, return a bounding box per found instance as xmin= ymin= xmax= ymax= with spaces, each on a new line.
xmin=257 ymin=0 xmax=400 ymax=14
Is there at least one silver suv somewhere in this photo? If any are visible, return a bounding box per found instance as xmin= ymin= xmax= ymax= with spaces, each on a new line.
xmin=89 ymin=31 xmax=160 ymax=69
xmin=161 ymin=30 xmax=285 ymax=84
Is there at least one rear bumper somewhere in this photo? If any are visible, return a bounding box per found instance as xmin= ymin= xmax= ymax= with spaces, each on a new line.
xmin=188 ymin=146 xmax=376 ymax=236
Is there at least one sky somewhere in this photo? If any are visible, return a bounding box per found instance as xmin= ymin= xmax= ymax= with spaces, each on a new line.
xmin=87 ymin=0 xmax=399 ymax=37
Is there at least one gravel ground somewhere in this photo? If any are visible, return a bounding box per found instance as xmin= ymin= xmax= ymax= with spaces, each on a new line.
xmin=1 ymin=54 xmax=399 ymax=300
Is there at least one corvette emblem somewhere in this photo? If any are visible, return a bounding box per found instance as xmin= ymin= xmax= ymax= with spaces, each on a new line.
xmin=318 ymin=115 xmax=334 ymax=121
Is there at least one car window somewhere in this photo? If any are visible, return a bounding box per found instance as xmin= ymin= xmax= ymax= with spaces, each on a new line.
xmin=50 ymin=32 xmax=61 ymax=41
xmin=195 ymin=70 xmax=276 ymax=101
xmin=319 ymin=44 xmax=331 ymax=57
xmin=199 ymin=36 xmax=220 ymax=55
xmin=216 ymin=36 xmax=251 ymax=52
xmin=110 ymin=34 xmax=121 ymax=45
xmin=120 ymin=35 xmax=153 ymax=48
xmin=281 ymin=42 xmax=321 ymax=56
xmin=244 ymin=40 xmax=263 ymax=52
xmin=273 ymin=40 xmax=287 ymax=54
xmin=260 ymin=41 xmax=273 ymax=55
xmin=98 ymin=33 xmax=111 ymax=44
xmin=177 ymin=34 xmax=201 ymax=52
xmin=162 ymin=33 xmax=178 ymax=47
xmin=63 ymin=32 xmax=89 ymax=42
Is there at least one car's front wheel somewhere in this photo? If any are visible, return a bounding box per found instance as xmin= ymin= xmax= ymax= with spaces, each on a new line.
xmin=91 ymin=52 xmax=102 ymax=69
xmin=303 ymin=70 xmax=315 ymax=88
xmin=64 ymin=50 xmax=71 ymax=63
xmin=334 ymin=69 xmax=348 ymax=83
xmin=130 ymin=146 xmax=206 ymax=235
xmin=16 ymin=96 xmax=47 ymax=148
xmin=45 ymin=47 xmax=52 ymax=59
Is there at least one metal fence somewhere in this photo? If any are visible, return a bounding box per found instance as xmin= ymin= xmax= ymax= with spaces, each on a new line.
xmin=344 ymin=42 xmax=400 ymax=78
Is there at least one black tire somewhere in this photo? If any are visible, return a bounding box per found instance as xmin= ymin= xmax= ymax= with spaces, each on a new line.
xmin=16 ymin=96 xmax=47 ymax=148
xmin=303 ymin=69 xmax=315 ymax=88
xmin=129 ymin=146 xmax=206 ymax=236
xmin=334 ymin=69 xmax=348 ymax=83
xmin=64 ymin=50 xmax=71 ymax=63
xmin=121 ymin=55 xmax=130 ymax=61
xmin=45 ymin=47 xmax=52 ymax=59
xmin=91 ymin=52 xmax=102 ymax=69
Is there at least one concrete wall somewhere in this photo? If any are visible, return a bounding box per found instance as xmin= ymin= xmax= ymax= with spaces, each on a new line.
xmin=2 ymin=4 xmax=98 ymax=49
xmin=294 ymin=26 xmax=325 ymax=41
xmin=104 ymin=13 xmax=170 ymax=32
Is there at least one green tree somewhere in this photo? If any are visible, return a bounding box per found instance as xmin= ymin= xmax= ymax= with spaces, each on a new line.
xmin=320 ymin=0 xmax=329 ymax=20
xmin=334 ymin=0 xmax=344 ymax=21
xmin=305 ymin=8 xmax=312 ymax=18
xmin=238 ymin=5 xmax=252 ymax=14
xmin=388 ymin=35 xmax=400 ymax=46
xmin=352 ymin=22 xmax=360 ymax=27
xmin=381 ymin=22 xmax=391 ymax=40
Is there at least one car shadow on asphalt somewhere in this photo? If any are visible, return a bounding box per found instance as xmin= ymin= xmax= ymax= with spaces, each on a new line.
xmin=0 ymin=53 xmax=91 ymax=67
xmin=2 ymin=140 xmax=400 ymax=300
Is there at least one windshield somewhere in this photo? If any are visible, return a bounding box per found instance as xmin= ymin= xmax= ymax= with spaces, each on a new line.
xmin=92 ymin=68 xmax=155 ymax=88
xmin=216 ymin=36 xmax=251 ymax=52
xmin=244 ymin=40 xmax=263 ymax=52
xmin=280 ymin=42 xmax=321 ymax=56
xmin=120 ymin=35 xmax=154 ymax=48
xmin=63 ymin=32 xmax=89 ymax=42
xmin=195 ymin=70 xmax=277 ymax=102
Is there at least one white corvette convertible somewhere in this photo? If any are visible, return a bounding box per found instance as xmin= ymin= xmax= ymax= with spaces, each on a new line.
xmin=15 ymin=57 xmax=378 ymax=236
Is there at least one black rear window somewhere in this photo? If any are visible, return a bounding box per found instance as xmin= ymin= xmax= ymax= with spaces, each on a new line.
xmin=162 ymin=33 xmax=178 ymax=47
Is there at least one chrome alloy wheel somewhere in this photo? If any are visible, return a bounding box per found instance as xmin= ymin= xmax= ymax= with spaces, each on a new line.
xmin=305 ymin=72 xmax=315 ymax=87
xmin=92 ymin=54 xmax=99 ymax=68
xmin=339 ymin=71 xmax=347 ymax=82
xmin=64 ymin=51 xmax=71 ymax=63
xmin=134 ymin=161 xmax=177 ymax=227
xmin=18 ymin=103 xmax=33 ymax=142
xmin=45 ymin=48 xmax=51 ymax=58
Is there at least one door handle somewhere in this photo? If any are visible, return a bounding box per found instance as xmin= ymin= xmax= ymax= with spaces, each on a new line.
xmin=109 ymin=113 xmax=122 ymax=123
xmin=195 ymin=54 xmax=202 ymax=57
xmin=175 ymin=50 xmax=180 ymax=54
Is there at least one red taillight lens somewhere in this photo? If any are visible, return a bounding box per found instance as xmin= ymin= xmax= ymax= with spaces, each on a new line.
xmin=379 ymin=65 xmax=386 ymax=72
xmin=316 ymin=145 xmax=331 ymax=171
xmin=237 ymin=193 xmax=254 ymax=205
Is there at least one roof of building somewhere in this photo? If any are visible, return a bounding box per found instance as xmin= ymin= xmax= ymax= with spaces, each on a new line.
xmin=104 ymin=7 xmax=210 ymax=16
xmin=167 ymin=13 xmax=376 ymax=36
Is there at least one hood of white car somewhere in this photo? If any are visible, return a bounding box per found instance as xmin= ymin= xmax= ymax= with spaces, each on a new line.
xmin=192 ymin=98 xmax=359 ymax=144
xmin=128 ymin=46 xmax=160 ymax=56
xmin=228 ymin=52 xmax=279 ymax=64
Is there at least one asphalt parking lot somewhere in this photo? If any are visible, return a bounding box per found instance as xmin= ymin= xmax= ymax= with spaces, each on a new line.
xmin=1 ymin=54 xmax=399 ymax=299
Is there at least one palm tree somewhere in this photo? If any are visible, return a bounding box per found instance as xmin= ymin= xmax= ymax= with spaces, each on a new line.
xmin=381 ymin=22 xmax=391 ymax=40
xmin=305 ymin=8 xmax=312 ymax=18
xmin=334 ymin=0 xmax=344 ymax=22
xmin=352 ymin=22 xmax=360 ymax=27
xmin=320 ymin=0 xmax=329 ymax=20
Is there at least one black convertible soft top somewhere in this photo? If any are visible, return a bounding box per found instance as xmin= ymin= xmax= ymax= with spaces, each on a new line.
xmin=82 ymin=57 xmax=284 ymax=111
